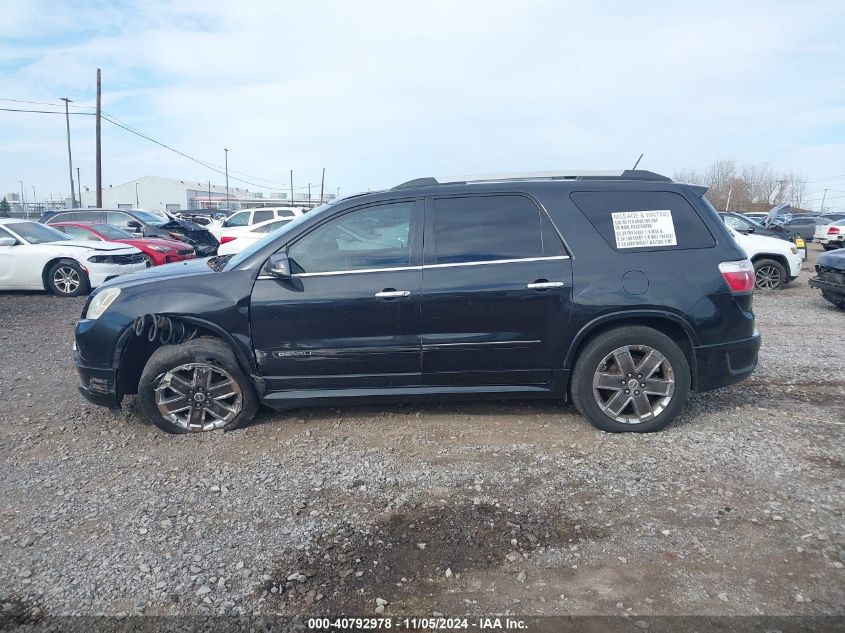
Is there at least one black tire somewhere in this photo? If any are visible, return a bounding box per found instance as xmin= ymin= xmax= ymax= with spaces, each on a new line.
xmin=138 ymin=337 xmax=259 ymax=434
xmin=570 ymin=326 xmax=691 ymax=433
xmin=46 ymin=259 xmax=90 ymax=297
xmin=753 ymin=258 xmax=787 ymax=290
xmin=142 ymin=254 xmax=155 ymax=267
xmin=822 ymin=244 xmax=840 ymax=251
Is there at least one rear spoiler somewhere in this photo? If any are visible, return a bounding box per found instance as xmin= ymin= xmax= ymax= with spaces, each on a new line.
xmin=687 ymin=185 xmax=708 ymax=197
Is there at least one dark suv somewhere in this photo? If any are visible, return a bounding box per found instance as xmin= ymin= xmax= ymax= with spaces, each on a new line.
xmin=40 ymin=208 xmax=219 ymax=257
xmin=74 ymin=170 xmax=760 ymax=434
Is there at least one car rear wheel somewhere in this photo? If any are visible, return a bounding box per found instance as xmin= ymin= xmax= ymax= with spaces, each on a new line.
xmin=46 ymin=260 xmax=90 ymax=297
xmin=138 ymin=337 xmax=258 ymax=433
xmin=753 ymin=258 xmax=787 ymax=290
xmin=571 ymin=326 xmax=691 ymax=433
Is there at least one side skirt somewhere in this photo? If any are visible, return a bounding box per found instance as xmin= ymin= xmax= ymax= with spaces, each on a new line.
xmin=258 ymin=370 xmax=571 ymax=411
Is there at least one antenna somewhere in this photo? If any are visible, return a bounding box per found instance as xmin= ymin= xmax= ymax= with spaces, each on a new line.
xmin=632 ymin=153 xmax=644 ymax=170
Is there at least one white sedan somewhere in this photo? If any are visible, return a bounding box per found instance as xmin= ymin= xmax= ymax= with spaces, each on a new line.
xmin=814 ymin=219 xmax=845 ymax=251
xmin=0 ymin=219 xmax=146 ymax=297
xmin=217 ymin=218 xmax=294 ymax=255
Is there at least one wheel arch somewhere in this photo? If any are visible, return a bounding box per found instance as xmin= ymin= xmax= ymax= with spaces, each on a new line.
xmin=113 ymin=315 xmax=261 ymax=401
xmin=750 ymin=252 xmax=789 ymax=270
xmin=41 ymin=256 xmax=86 ymax=291
xmin=564 ymin=311 xmax=699 ymax=389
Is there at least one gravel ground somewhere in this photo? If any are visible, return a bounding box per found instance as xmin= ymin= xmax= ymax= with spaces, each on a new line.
xmin=0 ymin=245 xmax=842 ymax=625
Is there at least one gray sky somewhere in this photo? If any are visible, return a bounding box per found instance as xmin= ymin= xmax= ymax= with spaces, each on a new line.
xmin=2 ymin=0 xmax=844 ymax=209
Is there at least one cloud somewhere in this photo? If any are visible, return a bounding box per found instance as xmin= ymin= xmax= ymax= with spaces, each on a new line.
xmin=1 ymin=0 xmax=844 ymax=206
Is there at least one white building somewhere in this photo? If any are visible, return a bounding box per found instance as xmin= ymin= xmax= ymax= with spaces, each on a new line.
xmin=80 ymin=175 xmax=332 ymax=212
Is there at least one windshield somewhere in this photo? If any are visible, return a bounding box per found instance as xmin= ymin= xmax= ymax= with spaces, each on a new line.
xmin=6 ymin=221 xmax=70 ymax=244
xmin=131 ymin=210 xmax=166 ymax=226
xmin=744 ymin=216 xmax=763 ymax=228
xmin=93 ymin=224 xmax=133 ymax=239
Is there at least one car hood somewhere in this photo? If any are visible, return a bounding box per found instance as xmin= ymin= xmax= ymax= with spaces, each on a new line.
xmin=117 ymin=237 xmax=188 ymax=250
xmin=99 ymin=256 xmax=215 ymax=289
xmin=732 ymin=230 xmax=794 ymax=255
xmin=817 ymin=248 xmax=845 ymax=270
xmin=49 ymin=240 xmax=140 ymax=253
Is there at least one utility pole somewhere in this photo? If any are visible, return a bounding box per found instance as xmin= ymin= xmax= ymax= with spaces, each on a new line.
xmin=725 ymin=187 xmax=732 ymax=211
xmin=208 ymin=181 xmax=211 ymax=209
xmin=308 ymin=182 xmax=311 ymax=203
xmin=96 ymin=68 xmax=102 ymax=208
xmin=60 ymin=97 xmax=77 ymax=208
xmin=135 ymin=182 xmax=139 ymax=207
xmin=820 ymin=188 xmax=828 ymax=212
xmin=224 ymin=148 xmax=230 ymax=208
xmin=319 ymin=168 xmax=325 ymax=203
xmin=289 ymin=170 xmax=294 ymax=206
xmin=76 ymin=167 xmax=81 ymax=207
xmin=32 ymin=186 xmax=36 ymax=212
xmin=19 ymin=181 xmax=25 ymax=215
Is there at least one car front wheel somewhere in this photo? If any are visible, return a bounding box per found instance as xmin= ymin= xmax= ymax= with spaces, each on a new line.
xmin=571 ymin=326 xmax=691 ymax=433
xmin=46 ymin=259 xmax=90 ymax=297
xmin=138 ymin=337 xmax=259 ymax=433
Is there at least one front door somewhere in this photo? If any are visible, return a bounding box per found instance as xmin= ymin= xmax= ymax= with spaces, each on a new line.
xmin=421 ymin=194 xmax=573 ymax=386
xmin=250 ymin=200 xmax=423 ymax=391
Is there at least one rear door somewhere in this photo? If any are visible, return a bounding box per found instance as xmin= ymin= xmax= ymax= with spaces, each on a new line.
xmin=421 ymin=194 xmax=573 ymax=386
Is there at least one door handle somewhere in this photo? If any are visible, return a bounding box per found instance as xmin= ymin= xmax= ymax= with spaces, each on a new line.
xmin=527 ymin=281 xmax=565 ymax=289
xmin=375 ymin=289 xmax=411 ymax=298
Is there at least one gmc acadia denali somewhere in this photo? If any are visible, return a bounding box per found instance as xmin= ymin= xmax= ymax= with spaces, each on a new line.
xmin=74 ymin=170 xmax=761 ymax=434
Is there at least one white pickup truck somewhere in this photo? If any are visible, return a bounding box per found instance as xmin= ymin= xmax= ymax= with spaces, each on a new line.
xmin=730 ymin=228 xmax=803 ymax=290
xmin=814 ymin=219 xmax=845 ymax=251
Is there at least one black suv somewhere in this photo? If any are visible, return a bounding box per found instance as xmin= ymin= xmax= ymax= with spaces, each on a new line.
xmin=74 ymin=170 xmax=760 ymax=434
xmin=40 ymin=208 xmax=219 ymax=256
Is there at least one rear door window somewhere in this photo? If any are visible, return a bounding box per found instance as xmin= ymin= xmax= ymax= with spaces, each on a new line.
xmin=431 ymin=195 xmax=545 ymax=264
xmin=253 ymin=210 xmax=274 ymax=224
xmin=570 ymin=191 xmax=715 ymax=251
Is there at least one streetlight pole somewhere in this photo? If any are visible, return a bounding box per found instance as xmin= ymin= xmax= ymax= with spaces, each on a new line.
xmin=76 ymin=167 xmax=81 ymax=208
xmin=19 ymin=181 xmax=25 ymax=216
xmin=224 ymin=148 xmax=230 ymax=208
xmin=135 ymin=183 xmax=139 ymax=207
xmin=32 ymin=186 xmax=36 ymax=212
xmin=60 ymin=98 xmax=77 ymax=208
xmin=820 ymin=189 xmax=828 ymax=213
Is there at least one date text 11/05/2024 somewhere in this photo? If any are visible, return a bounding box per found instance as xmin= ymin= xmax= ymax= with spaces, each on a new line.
xmin=307 ymin=617 xmax=528 ymax=630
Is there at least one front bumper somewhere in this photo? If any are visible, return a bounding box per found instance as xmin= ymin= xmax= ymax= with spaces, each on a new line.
xmin=809 ymin=272 xmax=845 ymax=296
xmin=693 ymin=330 xmax=761 ymax=392
xmin=87 ymin=262 xmax=147 ymax=287
xmin=74 ymin=348 xmax=120 ymax=408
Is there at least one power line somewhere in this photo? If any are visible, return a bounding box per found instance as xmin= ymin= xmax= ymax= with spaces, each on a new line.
xmin=0 ymin=107 xmax=95 ymax=115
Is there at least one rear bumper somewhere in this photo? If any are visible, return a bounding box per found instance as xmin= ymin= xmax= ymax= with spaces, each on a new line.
xmin=693 ymin=330 xmax=761 ymax=392
xmin=74 ymin=349 xmax=120 ymax=408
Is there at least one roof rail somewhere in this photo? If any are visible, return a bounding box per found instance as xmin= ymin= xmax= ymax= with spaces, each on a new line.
xmin=393 ymin=170 xmax=671 ymax=189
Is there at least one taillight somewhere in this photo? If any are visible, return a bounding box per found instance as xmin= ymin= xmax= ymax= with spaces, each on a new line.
xmin=220 ymin=236 xmax=237 ymax=244
xmin=829 ymin=227 xmax=840 ymax=234
xmin=719 ymin=260 xmax=755 ymax=293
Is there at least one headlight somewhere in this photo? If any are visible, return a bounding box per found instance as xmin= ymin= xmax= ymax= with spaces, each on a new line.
xmin=150 ymin=245 xmax=171 ymax=252
xmin=86 ymin=288 xmax=121 ymax=320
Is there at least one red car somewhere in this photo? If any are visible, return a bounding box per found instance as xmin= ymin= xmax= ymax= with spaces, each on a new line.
xmin=50 ymin=222 xmax=196 ymax=267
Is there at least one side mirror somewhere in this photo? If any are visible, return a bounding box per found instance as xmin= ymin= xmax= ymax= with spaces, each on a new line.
xmin=126 ymin=220 xmax=142 ymax=230
xmin=0 ymin=237 xmax=16 ymax=246
xmin=266 ymin=252 xmax=291 ymax=278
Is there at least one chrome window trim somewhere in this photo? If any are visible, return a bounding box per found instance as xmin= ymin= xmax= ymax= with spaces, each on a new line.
xmin=255 ymin=255 xmax=570 ymax=280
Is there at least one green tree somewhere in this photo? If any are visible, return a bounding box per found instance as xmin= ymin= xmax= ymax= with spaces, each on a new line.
xmin=0 ymin=197 xmax=10 ymax=217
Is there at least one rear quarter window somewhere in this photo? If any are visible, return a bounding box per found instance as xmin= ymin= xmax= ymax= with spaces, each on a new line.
xmin=570 ymin=191 xmax=715 ymax=252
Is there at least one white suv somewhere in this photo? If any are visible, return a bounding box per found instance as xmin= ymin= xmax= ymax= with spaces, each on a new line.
xmin=730 ymin=228 xmax=803 ymax=290
xmin=210 ymin=207 xmax=305 ymax=240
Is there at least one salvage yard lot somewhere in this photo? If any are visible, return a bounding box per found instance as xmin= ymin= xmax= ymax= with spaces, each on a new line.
xmin=0 ymin=246 xmax=842 ymax=621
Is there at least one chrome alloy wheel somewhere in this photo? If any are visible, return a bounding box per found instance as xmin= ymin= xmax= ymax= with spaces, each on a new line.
xmin=755 ymin=265 xmax=782 ymax=289
xmin=592 ymin=345 xmax=676 ymax=424
xmin=53 ymin=266 xmax=81 ymax=294
xmin=154 ymin=363 xmax=243 ymax=431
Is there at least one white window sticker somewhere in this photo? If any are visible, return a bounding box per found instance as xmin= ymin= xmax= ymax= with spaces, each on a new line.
xmin=611 ymin=210 xmax=677 ymax=249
